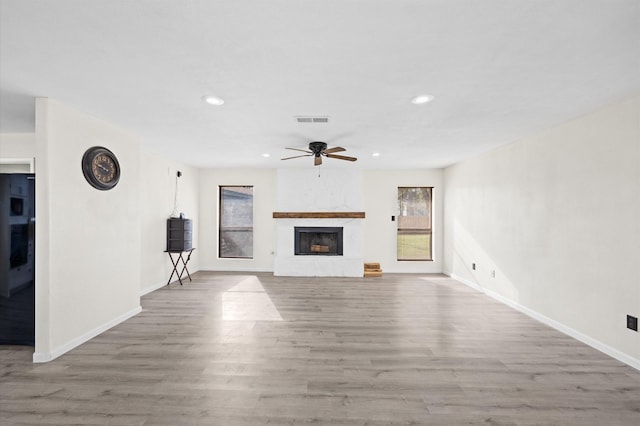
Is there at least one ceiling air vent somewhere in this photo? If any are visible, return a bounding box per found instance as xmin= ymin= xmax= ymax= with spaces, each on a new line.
xmin=295 ymin=116 xmax=330 ymax=123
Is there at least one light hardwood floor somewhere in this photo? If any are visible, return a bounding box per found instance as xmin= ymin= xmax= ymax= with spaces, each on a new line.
xmin=2 ymin=272 xmax=639 ymax=425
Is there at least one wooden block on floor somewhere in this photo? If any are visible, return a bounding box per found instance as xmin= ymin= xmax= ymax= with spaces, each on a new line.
xmin=364 ymin=262 xmax=382 ymax=277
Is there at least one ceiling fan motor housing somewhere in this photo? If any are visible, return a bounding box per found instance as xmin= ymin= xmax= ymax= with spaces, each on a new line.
xmin=309 ymin=141 xmax=328 ymax=155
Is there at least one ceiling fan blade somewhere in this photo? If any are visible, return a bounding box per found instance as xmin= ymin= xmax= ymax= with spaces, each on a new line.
xmin=286 ymin=147 xmax=312 ymax=154
xmin=323 ymin=146 xmax=346 ymax=154
xmin=281 ymin=154 xmax=313 ymax=160
xmin=326 ymin=153 xmax=357 ymax=162
xmin=314 ymin=156 xmax=322 ymax=166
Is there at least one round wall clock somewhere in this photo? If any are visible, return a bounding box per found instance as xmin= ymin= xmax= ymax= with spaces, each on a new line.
xmin=81 ymin=146 xmax=120 ymax=190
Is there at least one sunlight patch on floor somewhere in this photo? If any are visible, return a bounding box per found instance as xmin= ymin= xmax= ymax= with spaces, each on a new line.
xmin=222 ymin=276 xmax=283 ymax=321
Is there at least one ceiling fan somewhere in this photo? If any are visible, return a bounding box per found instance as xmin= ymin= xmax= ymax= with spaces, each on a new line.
xmin=281 ymin=141 xmax=357 ymax=166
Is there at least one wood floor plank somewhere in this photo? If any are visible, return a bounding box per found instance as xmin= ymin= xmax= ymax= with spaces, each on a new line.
xmin=1 ymin=272 xmax=639 ymax=425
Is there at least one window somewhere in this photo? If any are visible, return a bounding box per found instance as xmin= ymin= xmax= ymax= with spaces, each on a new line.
xmin=219 ymin=186 xmax=253 ymax=258
xmin=397 ymin=187 xmax=432 ymax=261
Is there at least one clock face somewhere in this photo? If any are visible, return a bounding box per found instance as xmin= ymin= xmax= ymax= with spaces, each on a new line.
xmin=82 ymin=146 xmax=120 ymax=190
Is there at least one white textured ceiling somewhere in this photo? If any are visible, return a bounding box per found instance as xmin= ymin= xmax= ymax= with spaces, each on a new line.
xmin=1 ymin=0 xmax=639 ymax=169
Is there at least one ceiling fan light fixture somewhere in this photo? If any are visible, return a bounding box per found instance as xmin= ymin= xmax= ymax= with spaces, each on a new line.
xmin=372 ymin=152 xmax=381 ymax=157
xmin=261 ymin=153 xmax=270 ymax=158
xmin=281 ymin=141 xmax=357 ymax=165
xmin=411 ymin=94 xmax=434 ymax=105
xmin=202 ymin=95 xmax=224 ymax=106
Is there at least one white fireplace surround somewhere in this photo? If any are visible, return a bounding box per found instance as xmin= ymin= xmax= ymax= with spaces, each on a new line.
xmin=274 ymin=168 xmax=364 ymax=277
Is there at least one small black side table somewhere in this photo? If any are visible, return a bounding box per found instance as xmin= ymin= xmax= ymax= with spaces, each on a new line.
xmin=165 ymin=248 xmax=196 ymax=285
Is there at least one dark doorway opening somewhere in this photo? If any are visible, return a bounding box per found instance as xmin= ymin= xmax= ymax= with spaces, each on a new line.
xmin=0 ymin=173 xmax=35 ymax=346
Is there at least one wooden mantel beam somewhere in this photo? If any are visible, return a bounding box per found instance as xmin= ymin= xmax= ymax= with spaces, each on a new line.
xmin=272 ymin=212 xmax=365 ymax=219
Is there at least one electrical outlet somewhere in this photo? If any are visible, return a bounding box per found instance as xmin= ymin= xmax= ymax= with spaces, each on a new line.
xmin=472 ymin=263 xmax=476 ymax=270
xmin=627 ymin=315 xmax=638 ymax=332
xmin=491 ymin=270 xmax=496 ymax=278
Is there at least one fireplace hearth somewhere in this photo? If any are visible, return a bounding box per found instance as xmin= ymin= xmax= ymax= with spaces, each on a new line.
xmin=294 ymin=227 xmax=343 ymax=256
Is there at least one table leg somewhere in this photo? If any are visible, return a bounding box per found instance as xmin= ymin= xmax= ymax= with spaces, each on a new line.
xmin=179 ymin=249 xmax=194 ymax=282
xmin=166 ymin=252 xmax=183 ymax=285
xmin=166 ymin=249 xmax=195 ymax=286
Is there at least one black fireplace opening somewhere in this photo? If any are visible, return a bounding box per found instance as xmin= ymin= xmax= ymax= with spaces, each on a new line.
xmin=294 ymin=227 xmax=343 ymax=256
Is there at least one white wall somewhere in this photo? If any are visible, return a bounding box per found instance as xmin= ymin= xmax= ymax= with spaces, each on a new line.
xmin=0 ymin=133 xmax=36 ymax=172
xmin=139 ymin=150 xmax=199 ymax=294
xmin=198 ymin=168 xmax=276 ymax=272
xmin=34 ymin=98 xmax=141 ymax=362
xmin=443 ymin=95 xmax=640 ymax=368
xmin=363 ymin=169 xmax=444 ymax=273
xmin=0 ymin=133 xmax=36 ymax=157
xmin=197 ymin=168 xmax=444 ymax=273
xmin=197 ymin=167 xmax=445 ymax=274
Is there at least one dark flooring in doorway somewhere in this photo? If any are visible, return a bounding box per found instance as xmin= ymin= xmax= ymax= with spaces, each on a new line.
xmin=0 ymin=282 xmax=35 ymax=346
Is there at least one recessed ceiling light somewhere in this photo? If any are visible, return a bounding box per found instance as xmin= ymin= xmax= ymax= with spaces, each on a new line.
xmin=372 ymin=152 xmax=381 ymax=157
xmin=261 ymin=153 xmax=270 ymax=158
xmin=411 ymin=94 xmax=434 ymax=105
xmin=202 ymin=95 xmax=224 ymax=106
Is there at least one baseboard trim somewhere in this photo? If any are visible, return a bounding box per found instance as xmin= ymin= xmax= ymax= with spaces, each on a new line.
xmin=199 ymin=267 xmax=274 ymax=273
xmin=449 ymin=273 xmax=484 ymax=292
xmin=32 ymin=305 xmax=142 ymax=363
xmin=32 ymin=351 xmax=51 ymax=363
xmin=448 ymin=273 xmax=640 ymax=371
xmin=141 ymin=268 xmax=203 ymax=296
xmin=141 ymin=280 xmax=168 ymax=296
